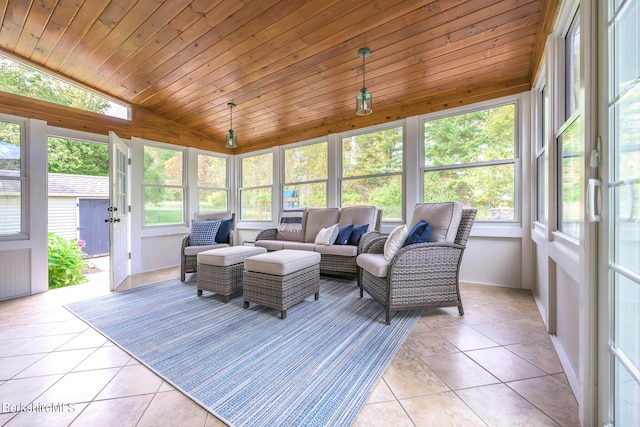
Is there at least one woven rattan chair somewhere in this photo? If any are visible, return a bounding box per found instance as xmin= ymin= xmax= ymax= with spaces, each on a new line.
xmin=358 ymin=208 xmax=477 ymax=324
xmin=180 ymin=211 xmax=235 ymax=281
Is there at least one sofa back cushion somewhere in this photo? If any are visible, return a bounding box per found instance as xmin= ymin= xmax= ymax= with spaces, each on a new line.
xmin=304 ymin=208 xmax=341 ymax=243
xmin=409 ymin=202 xmax=462 ymax=243
xmin=194 ymin=211 xmax=232 ymax=221
xmin=338 ymin=206 xmax=377 ymax=229
xmin=193 ymin=211 xmax=234 ymax=244
xmin=276 ymin=209 xmax=308 ymax=242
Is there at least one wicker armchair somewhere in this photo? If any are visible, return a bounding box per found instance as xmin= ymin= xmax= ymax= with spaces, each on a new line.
xmin=357 ymin=208 xmax=477 ymax=324
xmin=181 ymin=211 xmax=235 ymax=281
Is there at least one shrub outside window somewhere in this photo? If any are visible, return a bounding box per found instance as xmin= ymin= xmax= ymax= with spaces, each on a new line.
xmin=423 ymin=104 xmax=517 ymax=221
xmin=341 ymin=127 xmax=403 ymax=220
xmin=240 ymin=152 xmax=273 ymax=220
xmin=0 ymin=119 xmax=24 ymax=237
xmin=143 ymin=145 xmax=185 ymax=226
xmin=198 ymin=154 xmax=228 ymax=211
xmin=283 ymin=141 xmax=328 ymax=209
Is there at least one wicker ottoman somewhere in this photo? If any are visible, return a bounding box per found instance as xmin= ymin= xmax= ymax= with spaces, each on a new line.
xmin=243 ymin=250 xmax=321 ymax=319
xmin=197 ymin=246 xmax=267 ymax=301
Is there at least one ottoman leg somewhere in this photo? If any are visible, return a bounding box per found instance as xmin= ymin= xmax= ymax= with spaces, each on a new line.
xmin=315 ymin=292 xmax=319 ymax=300
xmin=197 ymin=289 xmax=202 ymax=296
xmin=281 ymin=310 xmax=287 ymax=320
xmin=244 ymin=301 xmax=249 ymax=309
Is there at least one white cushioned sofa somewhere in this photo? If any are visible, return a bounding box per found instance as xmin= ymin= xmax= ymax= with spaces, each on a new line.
xmin=254 ymin=206 xmax=382 ymax=277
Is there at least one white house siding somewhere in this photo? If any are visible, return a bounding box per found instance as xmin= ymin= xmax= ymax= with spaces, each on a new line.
xmin=47 ymin=196 xmax=78 ymax=240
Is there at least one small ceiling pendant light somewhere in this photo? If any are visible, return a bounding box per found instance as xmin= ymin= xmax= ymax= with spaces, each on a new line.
xmin=225 ymin=102 xmax=237 ymax=148
xmin=356 ymin=47 xmax=372 ymax=116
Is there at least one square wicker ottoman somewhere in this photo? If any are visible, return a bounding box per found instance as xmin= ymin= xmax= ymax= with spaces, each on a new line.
xmin=243 ymin=250 xmax=321 ymax=319
xmin=197 ymin=246 xmax=267 ymax=301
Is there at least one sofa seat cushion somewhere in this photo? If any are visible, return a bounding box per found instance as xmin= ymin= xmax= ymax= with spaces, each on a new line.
xmin=314 ymin=244 xmax=358 ymax=257
xmin=254 ymin=240 xmax=285 ymax=251
xmin=197 ymin=246 xmax=266 ymax=267
xmin=282 ymin=242 xmax=318 ymax=251
xmin=304 ymin=208 xmax=340 ymax=243
xmin=245 ymin=249 xmax=321 ymax=276
xmin=184 ymin=243 xmax=229 ymax=256
xmin=409 ymin=202 xmax=462 ymax=243
xmin=356 ymin=253 xmax=390 ymax=278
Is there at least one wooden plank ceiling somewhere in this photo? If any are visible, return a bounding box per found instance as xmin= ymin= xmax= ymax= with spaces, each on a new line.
xmin=0 ymin=0 xmax=554 ymax=153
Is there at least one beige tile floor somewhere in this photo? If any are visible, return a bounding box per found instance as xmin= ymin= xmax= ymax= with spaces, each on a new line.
xmin=0 ymin=259 xmax=580 ymax=426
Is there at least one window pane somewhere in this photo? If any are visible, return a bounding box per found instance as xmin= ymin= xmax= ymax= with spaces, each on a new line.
xmin=424 ymin=105 xmax=515 ymax=166
xmin=143 ymin=146 xmax=183 ymax=186
xmin=240 ymin=188 xmax=272 ymax=220
xmin=565 ymin=11 xmax=581 ymax=118
xmin=198 ymin=155 xmax=226 ymax=187
xmin=242 ymin=153 xmax=273 ymax=187
xmin=342 ymin=127 xmax=403 ymax=177
xmin=342 ymin=175 xmax=402 ymax=220
xmin=558 ymin=118 xmax=582 ymax=239
xmin=0 ymin=120 xmax=22 ymax=236
xmin=536 ymin=154 xmax=548 ymax=223
xmin=614 ymin=357 xmax=640 ymax=426
xmin=284 ymin=142 xmax=327 ymax=182
xmin=0 ymin=122 xmax=21 ymax=172
xmin=199 ymin=189 xmax=227 ymax=212
xmin=283 ymin=183 xmax=326 ymax=209
xmin=143 ymin=187 xmax=184 ymax=225
xmin=0 ymin=180 xmax=21 ymax=234
xmin=424 ymin=164 xmax=515 ymax=220
xmin=0 ymin=54 xmax=129 ymax=119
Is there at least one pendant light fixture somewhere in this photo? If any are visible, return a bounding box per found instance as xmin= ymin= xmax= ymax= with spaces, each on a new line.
xmin=356 ymin=47 xmax=372 ymax=116
xmin=225 ymin=102 xmax=237 ymax=148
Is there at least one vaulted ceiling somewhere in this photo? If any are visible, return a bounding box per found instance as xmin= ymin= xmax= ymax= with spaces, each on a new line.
xmin=0 ymin=0 xmax=556 ymax=153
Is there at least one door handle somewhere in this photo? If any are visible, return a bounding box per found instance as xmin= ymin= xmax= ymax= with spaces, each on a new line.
xmin=588 ymin=178 xmax=602 ymax=222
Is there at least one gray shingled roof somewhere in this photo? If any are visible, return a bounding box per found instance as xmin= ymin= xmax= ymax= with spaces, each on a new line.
xmin=48 ymin=173 xmax=108 ymax=196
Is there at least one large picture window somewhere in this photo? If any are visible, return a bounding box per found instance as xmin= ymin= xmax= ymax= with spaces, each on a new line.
xmin=143 ymin=145 xmax=185 ymax=226
xmin=283 ymin=141 xmax=327 ymax=209
xmin=197 ymin=154 xmax=228 ymax=211
xmin=0 ymin=119 xmax=24 ymax=237
xmin=423 ymin=104 xmax=517 ymax=221
xmin=240 ymin=152 xmax=273 ymax=220
xmin=341 ymin=127 xmax=403 ymax=220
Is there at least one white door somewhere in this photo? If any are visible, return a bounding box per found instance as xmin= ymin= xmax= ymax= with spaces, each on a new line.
xmin=605 ymin=0 xmax=640 ymax=424
xmin=108 ymin=131 xmax=130 ymax=291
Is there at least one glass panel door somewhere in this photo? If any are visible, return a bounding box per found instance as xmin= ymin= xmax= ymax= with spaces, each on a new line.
xmin=608 ymin=0 xmax=640 ymax=424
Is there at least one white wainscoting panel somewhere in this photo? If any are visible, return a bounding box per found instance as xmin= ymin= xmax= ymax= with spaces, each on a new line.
xmin=461 ymin=237 xmax=523 ymax=288
xmin=0 ymin=249 xmax=31 ymax=300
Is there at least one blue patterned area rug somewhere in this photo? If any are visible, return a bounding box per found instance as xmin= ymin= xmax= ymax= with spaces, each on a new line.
xmin=65 ymin=276 xmax=420 ymax=427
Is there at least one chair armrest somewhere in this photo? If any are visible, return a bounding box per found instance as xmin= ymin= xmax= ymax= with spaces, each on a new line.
xmin=358 ymin=230 xmax=384 ymax=254
xmin=362 ymin=237 xmax=387 ymax=254
xmin=256 ymin=228 xmax=277 ymax=241
xmin=181 ymin=234 xmax=191 ymax=252
xmin=390 ymin=242 xmax=465 ymax=274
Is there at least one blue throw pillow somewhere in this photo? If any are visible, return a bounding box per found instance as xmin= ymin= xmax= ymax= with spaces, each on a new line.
xmin=334 ymin=224 xmax=354 ymax=245
xmin=190 ymin=220 xmax=221 ymax=246
xmin=347 ymin=224 xmax=369 ymax=246
xmin=214 ymin=218 xmax=233 ymax=244
xmin=403 ymin=220 xmax=431 ymax=247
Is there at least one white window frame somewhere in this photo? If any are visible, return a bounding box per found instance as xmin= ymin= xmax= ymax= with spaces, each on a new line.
xmin=419 ymin=97 xmax=521 ymax=223
xmin=0 ymin=116 xmax=27 ymax=240
xmin=141 ymin=142 xmax=187 ymax=227
xmin=339 ymin=122 xmax=405 ymax=221
xmin=196 ymin=152 xmax=229 ymax=212
xmin=281 ymin=138 xmax=328 ymax=210
xmin=238 ymin=150 xmax=274 ymax=222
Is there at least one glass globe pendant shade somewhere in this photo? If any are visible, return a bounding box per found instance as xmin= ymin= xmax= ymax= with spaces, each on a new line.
xmin=225 ymin=130 xmax=237 ymax=148
xmin=356 ymin=87 xmax=372 ymax=116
